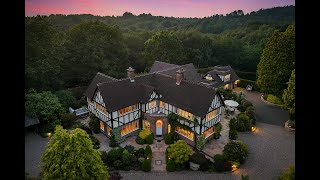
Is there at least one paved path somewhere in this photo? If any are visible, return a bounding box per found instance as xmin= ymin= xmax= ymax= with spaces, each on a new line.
xmin=233 ymin=88 xmax=289 ymax=126
xmin=25 ymin=131 xmax=49 ymax=177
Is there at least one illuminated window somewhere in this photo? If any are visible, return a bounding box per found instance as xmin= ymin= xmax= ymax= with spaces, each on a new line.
xmin=160 ymin=101 xmax=165 ymax=107
xmin=107 ymin=127 xmax=111 ymax=136
xmin=143 ymin=120 xmax=150 ymax=130
xmin=175 ymin=126 xmax=194 ymax=141
xmin=224 ymin=74 xmax=231 ymax=82
xmin=149 ymin=100 xmax=157 ymax=109
xmin=100 ymin=121 xmax=105 ymax=131
xmin=178 ymin=108 xmax=194 ymax=120
xmin=96 ymin=103 xmax=108 ymax=115
xmin=118 ymin=104 xmax=139 ymax=115
xmin=203 ymin=126 xmax=214 ymax=139
xmin=206 ymin=109 xmax=218 ymax=121
xmin=120 ymin=120 xmax=139 ymax=136
xmin=168 ymin=124 xmax=171 ymax=133
xmin=205 ymin=74 xmax=213 ymax=81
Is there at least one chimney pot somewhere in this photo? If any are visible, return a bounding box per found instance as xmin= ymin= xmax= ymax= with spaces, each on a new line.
xmin=127 ymin=67 xmax=135 ymax=82
xmin=175 ymin=68 xmax=185 ymax=85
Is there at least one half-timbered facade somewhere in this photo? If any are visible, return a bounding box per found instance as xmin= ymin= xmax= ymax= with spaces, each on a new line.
xmin=84 ymin=61 xmax=227 ymax=147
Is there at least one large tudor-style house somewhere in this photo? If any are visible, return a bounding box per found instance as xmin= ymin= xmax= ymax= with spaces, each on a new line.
xmin=83 ymin=61 xmax=239 ymax=147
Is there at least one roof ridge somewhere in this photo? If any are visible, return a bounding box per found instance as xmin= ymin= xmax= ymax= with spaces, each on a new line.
xmin=97 ymin=72 xmax=118 ymax=81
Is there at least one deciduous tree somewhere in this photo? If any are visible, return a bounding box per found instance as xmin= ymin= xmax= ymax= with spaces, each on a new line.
xmin=167 ymin=140 xmax=192 ymax=165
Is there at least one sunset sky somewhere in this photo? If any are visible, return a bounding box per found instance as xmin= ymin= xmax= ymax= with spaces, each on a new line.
xmin=25 ymin=0 xmax=295 ymax=18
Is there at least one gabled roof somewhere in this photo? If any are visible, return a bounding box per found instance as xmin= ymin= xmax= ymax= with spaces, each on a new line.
xmin=158 ymin=63 xmax=202 ymax=83
xmin=149 ymin=61 xmax=179 ymax=73
xmin=83 ymin=72 xmax=118 ymax=99
xmin=203 ymin=65 xmax=240 ymax=87
xmin=96 ymin=73 xmax=218 ymax=118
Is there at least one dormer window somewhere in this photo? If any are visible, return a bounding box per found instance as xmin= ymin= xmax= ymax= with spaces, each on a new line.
xmin=205 ymin=74 xmax=214 ymax=81
xmin=224 ymin=74 xmax=231 ymax=82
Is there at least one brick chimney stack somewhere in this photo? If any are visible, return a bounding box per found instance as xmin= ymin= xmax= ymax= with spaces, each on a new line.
xmin=175 ymin=68 xmax=185 ymax=85
xmin=127 ymin=67 xmax=135 ymax=82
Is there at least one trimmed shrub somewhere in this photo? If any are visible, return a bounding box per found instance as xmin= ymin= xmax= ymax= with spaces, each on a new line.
xmin=246 ymin=106 xmax=254 ymax=111
xmin=124 ymin=145 xmax=135 ymax=153
xmin=89 ymin=117 xmax=100 ymax=134
xmin=122 ymin=150 xmax=132 ymax=166
xmin=113 ymin=160 xmax=122 ymax=170
xmin=145 ymin=133 xmax=154 ymax=144
xmin=164 ymin=134 xmax=173 ymax=144
xmin=138 ymin=157 xmax=145 ymax=164
xmin=214 ymin=123 xmax=222 ymax=138
xmin=166 ymin=159 xmax=176 ymax=172
xmin=144 ymin=145 xmax=152 ymax=158
xmin=245 ymin=110 xmax=255 ymax=119
xmin=237 ymin=113 xmax=252 ymax=132
xmin=213 ymin=154 xmax=225 ymax=172
xmin=167 ymin=140 xmax=193 ymax=165
xmin=135 ymin=136 xmax=145 ymax=145
xmin=279 ymin=165 xmax=295 ymax=180
xmin=229 ymin=128 xmax=238 ymax=140
xmin=223 ymin=141 xmax=248 ymax=164
xmin=89 ymin=135 xmax=100 ymax=149
xmin=196 ymin=135 xmax=205 ymax=151
xmin=242 ymin=100 xmax=253 ymax=108
xmin=142 ymin=159 xmax=151 ymax=172
xmin=137 ymin=148 xmax=145 ymax=157
xmin=266 ymin=94 xmax=283 ymax=105
xmin=107 ymin=148 xmax=123 ymax=166
xmin=109 ymin=131 xmax=118 ymax=147
xmin=139 ymin=129 xmax=152 ymax=139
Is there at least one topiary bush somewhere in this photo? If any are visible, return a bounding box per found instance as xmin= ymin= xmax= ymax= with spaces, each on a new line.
xmin=245 ymin=110 xmax=255 ymax=119
xmin=164 ymin=133 xmax=173 ymax=144
xmin=109 ymin=131 xmax=118 ymax=147
xmin=135 ymin=136 xmax=145 ymax=145
xmin=142 ymin=159 xmax=151 ymax=172
xmin=229 ymin=128 xmax=238 ymax=140
xmin=223 ymin=141 xmax=248 ymax=164
xmin=89 ymin=117 xmax=100 ymax=134
xmin=167 ymin=140 xmax=193 ymax=165
xmin=214 ymin=123 xmax=222 ymax=138
xmin=213 ymin=154 xmax=225 ymax=172
xmin=138 ymin=129 xmax=152 ymax=139
xmin=145 ymin=133 xmax=154 ymax=144
xmin=136 ymin=148 xmax=145 ymax=157
xmin=122 ymin=150 xmax=132 ymax=167
xmin=266 ymin=94 xmax=283 ymax=105
xmin=144 ymin=145 xmax=152 ymax=158
xmin=124 ymin=145 xmax=135 ymax=153
xmin=166 ymin=159 xmax=176 ymax=172
xmin=242 ymin=100 xmax=253 ymax=109
xmin=196 ymin=135 xmax=205 ymax=151
xmin=237 ymin=113 xmax=252 ymax=132
xmin=138 ymin=157 xmax=145 ymax=164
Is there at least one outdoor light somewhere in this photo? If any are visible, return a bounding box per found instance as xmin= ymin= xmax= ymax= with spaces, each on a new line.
xmin=251 ymin=126 xmax=257 ymax=132
xmin=47 ymin=132 xmax=52 ymax=137
xmin=232 ymin=164 xmax=238 ymax=171
xmin=147 ymin=157 xmax=149 ymax=160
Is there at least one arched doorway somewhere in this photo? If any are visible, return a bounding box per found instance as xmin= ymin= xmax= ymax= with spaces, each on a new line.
xmin=156 ymin=119 xmax=163 ymax=136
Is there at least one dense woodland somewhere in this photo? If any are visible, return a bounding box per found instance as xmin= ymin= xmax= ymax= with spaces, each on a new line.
xmin=25 ymin=6 xmax=294 ymax=93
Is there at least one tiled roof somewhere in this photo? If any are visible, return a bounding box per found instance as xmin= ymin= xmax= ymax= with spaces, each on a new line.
xmin=149 ymin=61 xmax=179 ymax=73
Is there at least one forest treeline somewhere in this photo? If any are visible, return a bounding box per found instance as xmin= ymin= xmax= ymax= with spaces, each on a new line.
xmin=25 ymin=6 xmax=294 ymax=92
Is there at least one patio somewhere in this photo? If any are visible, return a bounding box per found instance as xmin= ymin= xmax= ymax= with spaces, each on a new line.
xmin=202 ymin=110 xmax=240 ymax=157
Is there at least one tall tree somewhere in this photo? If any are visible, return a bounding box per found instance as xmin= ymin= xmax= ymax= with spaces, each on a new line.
xmin=143 ymin=31 xmax=185 ymax=70
xmin=257 ymin=25 xmax=295 ymax=97
xmin=282 ymin=69 xmax=295 ymax=120
xmin=41 ymin=126 xmax=109 ymax=180
xmin=63 ymin=21 xmax=128 ymax=87
xmin=25 ymin=16 xmax=65 ymax=91
xmin=25 ymin=89 xmax=65 ymax=123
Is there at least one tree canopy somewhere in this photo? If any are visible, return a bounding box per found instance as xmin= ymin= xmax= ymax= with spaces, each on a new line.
xmin=166 ymin=140 xmax=192 ymax=165
xmin=41 ymin=126 xmax=109 ymax=180
xmin=256 ymin=25 xmax=295 ymax=97
xmin=25 ymin=89 xmax=65 ymax=123
xmin=282 ymin=69 xmax=295 ymax=120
